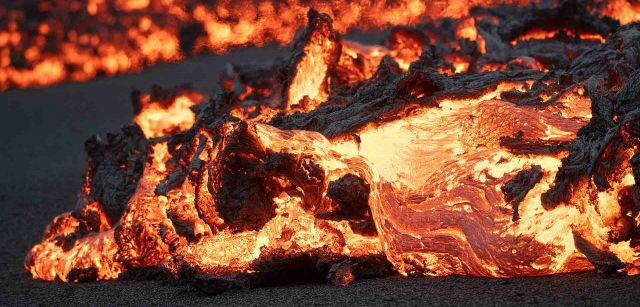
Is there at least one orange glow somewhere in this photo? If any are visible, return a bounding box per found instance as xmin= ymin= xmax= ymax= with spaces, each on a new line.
xmin=25 ymin=74 xmax=640 ymax=281
xmin=0 ymin=0 xmax=552 ymax=91
xmin=600 ymin=0 xmax=640 ymax=24
xmin=2 ymin=0 xmax=631 ymax=90
xmin=21 ymin=1 xmax=640 ymax=287
xmin=116 ymin=0 xmax=150 ymax=11
xmin=510 ymin=29 xmax=561 ymax=45
xmin=456 ymin=17 xmax=479 ymax=41
xmin=510 ymin=29 xmax=606 ymax=46
xmin=133 ymin=89 xmax=204 ymax=138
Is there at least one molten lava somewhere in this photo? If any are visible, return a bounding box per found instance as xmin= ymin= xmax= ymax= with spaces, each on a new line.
xmin=24 ymin=1 xmax=640 ymax=292
xmin=2 ymin=0 xmax=640 ymax=91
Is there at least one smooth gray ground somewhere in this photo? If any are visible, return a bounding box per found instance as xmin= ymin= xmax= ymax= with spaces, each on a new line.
xmin=1 ymin=42 xmax=639 ymax=306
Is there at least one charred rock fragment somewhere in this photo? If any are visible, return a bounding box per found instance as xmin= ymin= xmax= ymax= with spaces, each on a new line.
xmin=67 ymin=267 xmax=99 ymax=283
xmin=573 ymin=234 xmax=624 ymax=274
xmin=326 ymin=174 xmax=371 ymax=219
xmin=209 ymin=122 xmax=277 ymax=232
xmin=82 ymin=124 xmax=148 ymax=225
xmin=500 ymin=133 xmax=570 ymax=155
xmin=501 ymin=165 xmax=543 ymax=221
xmin=327 ymin=255 xmax=394 ymax=286
xmin=323 ymin=174 xmax=376 ymax=236
xmin=263 ymin=152 xmax=326 ymax=209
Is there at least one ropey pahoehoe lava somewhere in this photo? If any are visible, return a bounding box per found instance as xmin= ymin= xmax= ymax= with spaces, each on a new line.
xmin=23 ymin=0 xmax=640 ymax=292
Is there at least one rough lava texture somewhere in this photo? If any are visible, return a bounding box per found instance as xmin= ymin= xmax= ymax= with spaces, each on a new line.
xmin=22 ymin=2 xmax=640 ymax=294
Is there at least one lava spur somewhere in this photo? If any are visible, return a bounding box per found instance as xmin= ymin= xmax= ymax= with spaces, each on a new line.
xmin=2 ymin=0 xmax=640 ymax=305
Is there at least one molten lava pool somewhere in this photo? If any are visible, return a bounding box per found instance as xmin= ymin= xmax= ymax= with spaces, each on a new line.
xmin=18 ymin=0 xmax=640 ymax=292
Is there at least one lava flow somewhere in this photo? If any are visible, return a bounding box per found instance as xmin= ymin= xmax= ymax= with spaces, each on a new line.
xmin=2 ymin=0 xmax=640 ymax=91
xmin=25 ymin=1 xmax=640 ymax=292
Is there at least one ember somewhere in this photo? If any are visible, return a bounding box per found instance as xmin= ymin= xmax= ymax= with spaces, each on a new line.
xmin=25 ymin=0 xmax=640 ymax=293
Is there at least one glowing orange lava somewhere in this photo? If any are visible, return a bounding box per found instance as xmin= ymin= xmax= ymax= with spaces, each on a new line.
xmin=21 ymin=2 xmax=640 ymax=290
xmin=3 ymin=0 xmax=637 ymax=91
